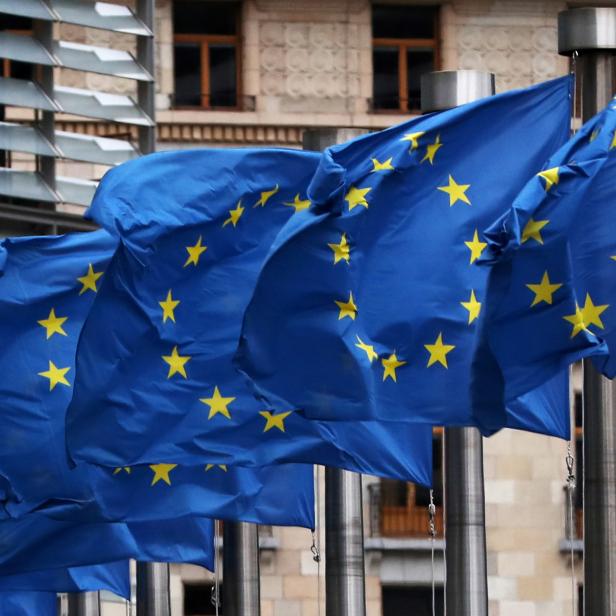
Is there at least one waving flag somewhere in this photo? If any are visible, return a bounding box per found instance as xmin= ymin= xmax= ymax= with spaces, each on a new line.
xmin=0 ymin=591 xmax=57 ymax=616
xmin=236 ymin=76 xmax=574 ymax=438
xmin=65 ymin=148 xmax=433 ymax=485
xmin=469 ymin=101 xmax=616 ymax=424
xmin=0 ymin=231 xmax=313 ymax=529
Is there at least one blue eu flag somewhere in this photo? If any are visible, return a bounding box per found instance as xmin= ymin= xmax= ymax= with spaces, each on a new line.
xmin=0 ymin=231 xmax=314 ymax=529
xmin=0 ymin=513 xmax=214 ymax=575
xmin=0 ymin=561 xmax=129 ymax=598
xmin=237 ymin=76 xmax=574 ymax=437
xmin=0 ymin=591 xmax=57 ymax=616
xmin=65 ymin=148 xmax=433 ymax=485
xmin=469 ymin=101 xmax=616 ymax=419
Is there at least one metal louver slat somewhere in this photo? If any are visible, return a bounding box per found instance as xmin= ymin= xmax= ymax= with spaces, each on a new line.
xmin=0 ymin=122 xmax=59 ymax=157
xmin=0 ymin=32 xmax=57 ymax=67
xmin=53 ymin=41 xmax=153 ymax=81
xmin=56 ymin=176 xmax=97 ymax=207
xmin=0 ymin=0 xmax=56 ymax=21
xmin=0 ymin=169 xmax=59 ymax=203
xmin=0 ymin=77 xmax=60 ymax=112
xmin=54 ymin=86 xmax=154 ymax=126
xmin=51 ymin=0 xmax=152 ymax=36
xmin=55 ymin=131 xmax=138 ymax=165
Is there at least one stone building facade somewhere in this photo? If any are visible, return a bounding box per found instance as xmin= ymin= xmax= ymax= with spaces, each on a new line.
xmin=2 ymin=1 xmax=595 ymax=615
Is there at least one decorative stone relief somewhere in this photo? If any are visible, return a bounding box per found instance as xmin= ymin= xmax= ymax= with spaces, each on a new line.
xmin=457 ymin=24 xmax=562 ymax=92
xmin=258 ymin=20 xmax=364 ymax=108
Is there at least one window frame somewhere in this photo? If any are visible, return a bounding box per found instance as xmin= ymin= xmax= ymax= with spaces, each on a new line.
xmin=371 ymin=7 xmax=440 ymax=113
xmin=172 ymin=9 xmax=242 ymax=110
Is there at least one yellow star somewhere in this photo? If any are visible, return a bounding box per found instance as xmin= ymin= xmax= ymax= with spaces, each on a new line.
xmin=611 ymin=256 xmax=616 ymax=261
xmin=345 ymin=186 xmax=371 ymax=211
xmin=526 ymin=271 xmax=562 ymax=307
xmin=371 ymin=157 xmax=394 ymax=172
xmin=537 ymin=167 xmax=560 ymax=191
xmin=610 ymin=131 xmax=616 ymax=150
xmin=283 ymin=194 xmax=311 ymax=213
xmin=184 ymin=236 xmax=207 ymax=267
xmin=113 ymin=467 xmax=131 ymax=475
xmin=421 ymin=134 xmax=443 ymax=165
xmin=38 ymin=308 xmax=68 ymax=339
xmin=355 ymin=335 xmax=378 ymax=363
xmin=460 ymin=290 xmax=481 ymax=324
xmin=159 ymin=290 xmax=180 ymax=323
xmin=580 ymin=293 xmax=609 ymax=329
xmin=464 ymin=230 xmax=487 ymax=264
xmin=223 ymin=200 xmax=245 ymax=227
xmin=205 ymin=464 xmax=228 ymax=472
xmin=563 ymin=304 xmax=588 ymax=338
xmin=162 ymin=345 xmax=191 ymax=378
xmin=38 ymin=361 xmax=71 ymax=390
xmin=382 ymin=353 xmax=406 ymax=382
xmin=437 ymin=175 xmax=471 ymax=207
xmin=521 ymin=218 xmax=549 ymax=244
xmin=425 ymin=333 xmax=455 ymax=368
xmin=77 ymin=264 xmax=103 ymax=295
xmin=589 ymin=128 xmax=600 ymax=143
xmin=401 ymin=131 xmax=425 ymax=151
xmin=254 ymin=184 xmax=279 ymax=207
xmin=259 ymin=410 xmax=293 ymax=432
xmin=335 ymin=292 xmax=357 ymax=320
xmin=149 ymin=463 xmax=177 ymax=486
xmin=328 ymin=233 xmax=350 ymax=265
xmin=200 ymin=386 xmax=235 ymax=420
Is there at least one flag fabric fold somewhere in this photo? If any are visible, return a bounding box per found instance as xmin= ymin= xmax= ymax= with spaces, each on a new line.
xmin=65 ymin=148 xmax=433 ymax=485
xmin=0 ymin=230 xmax=314 ymax=530
xmin=470 ymin=101 xmax=615 ymax=417
xmin=0 ymin=591 xmax=57 ymax=615
xmin=236 ymin=76 xmax=575 ymax=438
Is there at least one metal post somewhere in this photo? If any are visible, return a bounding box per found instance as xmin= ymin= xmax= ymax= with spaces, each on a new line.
xmin=421 ymin=70 xmax=494 ymax=616
xmin=222 ymin=522 xmax=260 ymax=616
xmin=136 ymin=0 xmax=156 ymax=154
xmin=136 ymin=562 xmax=171 ymax=616
xmin=302 ymin=128 xmax=368 ymax=616
xmin=559 ymin=9 xmax=616 ymax=613
xmin=67 ymin=592 xmax=100 ymax=616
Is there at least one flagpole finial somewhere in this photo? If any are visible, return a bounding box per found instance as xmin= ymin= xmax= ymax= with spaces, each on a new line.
xmin=558 ymin=7 xmax=616 ymax=55
xmin=420 ymin=70 xmax=495 ymax=114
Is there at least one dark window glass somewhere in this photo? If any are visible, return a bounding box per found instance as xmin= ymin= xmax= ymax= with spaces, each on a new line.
xmin=407 ymin=48 xmax=434 ymax=110
xmin=174 ymin=43 xmax=202 ymax=106
xmin=0 ymin=15 xmax=32 ymax=30
xmin=574 ymin=391 xmax=583 ymax=428
xmin=209 ymin=43 xmax=237 ymax=107
xmin=382 ymin=585 xmax=444 ymax=616
xmin=184 ymin=582 xmax=219 ymax=615
xmin=173 ymin=1 xmax=239 ymax=35
xmin=381 ymin=479 xmax=408 ymax=507
xmin=575 ymin=437 xmax=583 ymax=509
xmin=372 ymin=46 xmax=399 ymax=109
xmin=372 ymin=5 xmax=436 ymax=39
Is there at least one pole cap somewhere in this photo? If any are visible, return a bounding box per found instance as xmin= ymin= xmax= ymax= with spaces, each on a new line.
xmin=558 ymin=7 xmax=616 ymax=55
xmin=420 ymin=70 xmax=495 ymax=113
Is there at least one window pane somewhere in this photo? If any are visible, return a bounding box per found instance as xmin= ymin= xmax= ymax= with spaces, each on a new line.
xmin=407 ymin=48 xmax=435 ymax=111
xmin=173 ymin=1 xmax=239 ymax=35
xmin=372 ymin=5 xmax=436 ymax=39
xmin=174 ymin=43 xmax=202 ymax=106
xmin=373 ymin=46 xmax=399 ymax=110
xmin=383 ymin=585 xmax=444 ymax=616
xmin=380 ymin=479 xmax=408 ymax=507
xmin=209 ymin=43 xmax=237 ymax=107
xmin=0 ymin=15 xmax=32 ymax=30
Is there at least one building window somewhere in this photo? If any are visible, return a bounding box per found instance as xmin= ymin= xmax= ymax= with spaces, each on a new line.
xmin=173 ymin=1 xmax=241 ymax=109
xmin=371 ymin=4 xmax=439 ymax=112
xmin=375 ymin=431 xmax=444 ymax=537
xmin=382 ymin=585 xmax=444 ymax=616
xmin=1 ymin=15 xmax=35 ymax=80
xmin=184 ymin=582 xmax=219 ymax=615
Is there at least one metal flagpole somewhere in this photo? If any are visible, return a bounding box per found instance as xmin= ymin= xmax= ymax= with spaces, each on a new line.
xmin=421 ymin=70 xmax=494 ymax=616
xmin=136 ymin=562 xmax=171 ymax=616
xmin=222 ymin=522 xmax=260 ymax=616
xmin=558 ymin=9 xmax=616 ymax=614
xmin=67 ymin=592 xmax=101 ymax=616
xmin=302 ymin=128 xmax=368 ymax=616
